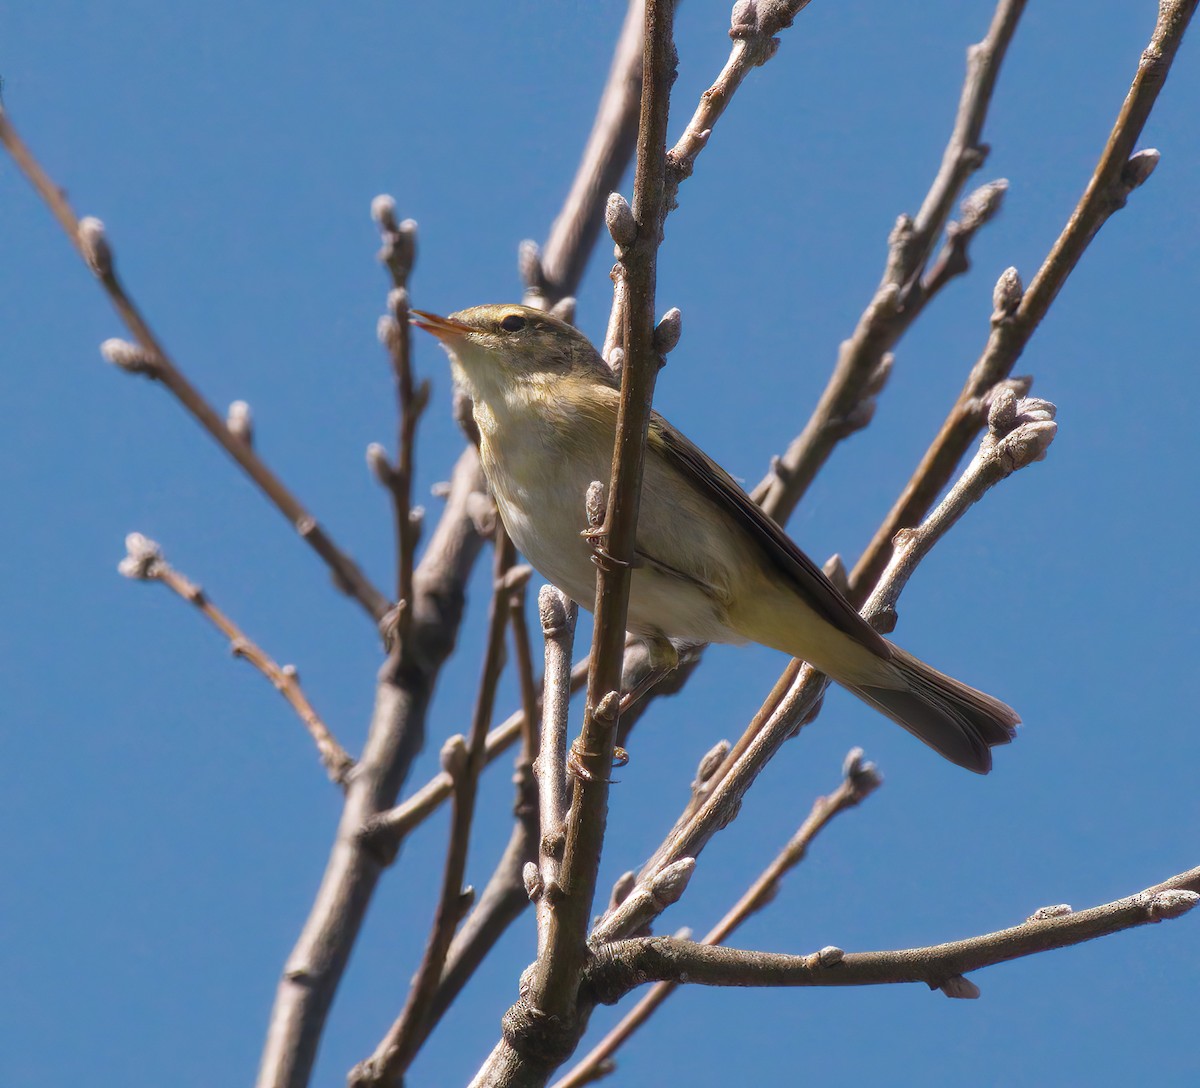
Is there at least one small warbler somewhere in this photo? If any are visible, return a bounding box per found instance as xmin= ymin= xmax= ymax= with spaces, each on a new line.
xmin=413 ymin=304 xmax=1018 ymax=773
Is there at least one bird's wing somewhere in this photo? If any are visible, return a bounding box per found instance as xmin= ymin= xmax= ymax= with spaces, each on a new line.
xmin=648 ymin=413 xmax=891 ymax=659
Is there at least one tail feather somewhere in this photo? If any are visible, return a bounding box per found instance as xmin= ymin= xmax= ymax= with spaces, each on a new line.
xmin=847 ymin=646 xmax=1019 ymax=774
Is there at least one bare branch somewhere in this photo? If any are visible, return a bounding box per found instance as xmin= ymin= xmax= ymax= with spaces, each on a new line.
xmin=536 ymin=588 xmax=579 ymax=936
xmin=0 ymin=108 xmax=391 ymax=623
xmin=118 ymin=533 xmax=353 ymax=786
xmin=554 ymin=750 xmax=881 ymax=1088
xmin=586 ymin=872 xmax=1200 ymax=1002
xmin=372 ymin=197 xmax=428 ymax=623
xmin=352 ymin=533 xmax=518 ymax=1085
xmin=851 ymin=0 xmax=1196 ymax=596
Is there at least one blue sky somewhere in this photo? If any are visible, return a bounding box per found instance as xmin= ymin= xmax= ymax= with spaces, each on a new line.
xmin=3 ymin=2 xmax=1199 ymax=1085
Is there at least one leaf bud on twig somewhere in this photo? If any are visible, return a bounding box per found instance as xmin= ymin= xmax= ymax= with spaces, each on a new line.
xmin=518 ymin=239 xmax=545 ymax=291
xmin=992 ymin=266 xmax=1023 ymax=318
xmin=1121 ymin=148 xmax=1160 ymax=192
xmin=653 ymin=307 xmax=682 ymax=355
xmin=226 ymin=400 xmax=254 ymax=446
xmin=605 ymin=191 xmax=637 ymax=248
xmin=370 ymin=194 xmax=399 ymax=233
xmin=78 ymin=216 xmax=113 ymax=277
xmin=100 ymin=338 xmax=156 ymax=376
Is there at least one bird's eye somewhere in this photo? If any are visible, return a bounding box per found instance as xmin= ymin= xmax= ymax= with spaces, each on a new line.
xmin=499 ymin=313 xmax=527 ymax=332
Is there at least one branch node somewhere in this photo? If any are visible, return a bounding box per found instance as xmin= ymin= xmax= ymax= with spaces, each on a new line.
xmin=226 ymin=399 xmax=254 ymax=446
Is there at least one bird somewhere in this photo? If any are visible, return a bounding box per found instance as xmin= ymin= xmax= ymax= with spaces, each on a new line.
xmin=412 ymin=303 xmax=1018 ymax=773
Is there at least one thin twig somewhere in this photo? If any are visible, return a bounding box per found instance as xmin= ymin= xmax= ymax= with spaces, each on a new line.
xmin=585 ymin=871 xmax=1200 ymax=1003
xmin=118 ymin=533 xmax=353 ymax=786
xmin=351 ymin=532 xmax=517 ymax=1086
xmin=593 ymin=394 xmax=1057 ymax=944
xmin=554 ymin=749 xmax=882 ymax=1088
xmin=665 ymin=0 xmax=815 ymax=210
xmin=535 ymin=588 xmax=579 ymax=946
xmin=0 ymin=108 xmax=391 ymax=624
xmin=752 ymin=0 xmax=1025 ymax=518
xmin=850 ymin=0 xmax=1196 ymax=596
xmin=370 ymin=195 xmax=429 ymax=626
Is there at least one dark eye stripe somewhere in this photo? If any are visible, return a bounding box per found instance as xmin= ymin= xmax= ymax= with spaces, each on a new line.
xmin=499 ymin=313 xmax=527 ymax=332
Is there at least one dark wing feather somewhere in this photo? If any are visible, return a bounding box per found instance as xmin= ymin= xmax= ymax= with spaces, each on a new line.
xmin=650 ymin=414 xmax=891 ymax=660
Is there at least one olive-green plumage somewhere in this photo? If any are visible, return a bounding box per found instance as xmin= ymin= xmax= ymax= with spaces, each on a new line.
xmin=413 ymin=304 xmax=1018 ymax=773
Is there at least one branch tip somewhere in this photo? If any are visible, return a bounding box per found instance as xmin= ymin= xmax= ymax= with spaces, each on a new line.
xmin=118 ymin=531 xmax=163 ymax=580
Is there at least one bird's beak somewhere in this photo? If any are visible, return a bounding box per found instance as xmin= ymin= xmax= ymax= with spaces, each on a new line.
xmin=410 ymin=309 xmax=474 ymax=343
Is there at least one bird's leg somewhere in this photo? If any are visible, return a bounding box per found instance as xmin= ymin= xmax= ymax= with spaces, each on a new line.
xmin=567 ymin=637 xmax=678 ymax=782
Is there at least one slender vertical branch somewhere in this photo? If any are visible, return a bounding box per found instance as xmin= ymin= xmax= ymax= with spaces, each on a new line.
xmin=533 ymin=0 xmax=677 ymax=1022
xmin=535 ymin=589 xmax=579 ymax=947
xmin=371 ymin=196 xmax=428 ymax=625
xmin=351 ymin=532 xmax=517 ymax=1087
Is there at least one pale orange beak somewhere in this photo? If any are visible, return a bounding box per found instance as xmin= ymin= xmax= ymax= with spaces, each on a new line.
xmin=410 ymin=309 xmax=474 ymax=343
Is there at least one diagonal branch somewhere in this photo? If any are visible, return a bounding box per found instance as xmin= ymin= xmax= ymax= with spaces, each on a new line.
xmin=0 ymin=108 xmax=391 ymax=623
xmin=118 ymin=532 xmax=354 ymax=786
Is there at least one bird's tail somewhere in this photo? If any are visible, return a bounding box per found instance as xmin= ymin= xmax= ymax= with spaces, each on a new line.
xmin=844 ymin=646 xmax=1019 ymax=774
